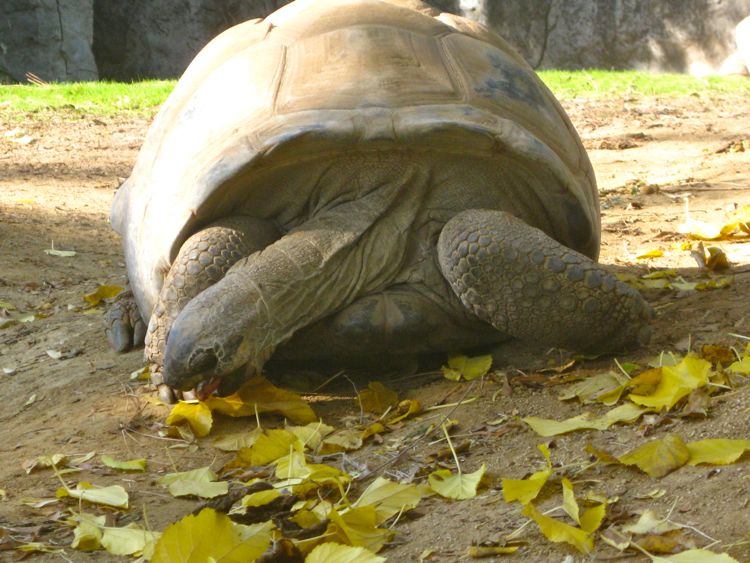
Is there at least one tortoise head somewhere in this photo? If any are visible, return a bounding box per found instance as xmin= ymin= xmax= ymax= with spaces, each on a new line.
xmin=161 ymin=282 xmax=259 ymax=395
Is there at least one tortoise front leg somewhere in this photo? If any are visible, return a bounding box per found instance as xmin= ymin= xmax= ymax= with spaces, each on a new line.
xmin=161 ymin=193 xmax=406 ymax=393
xmin=437 ymin=210 xmax=653 ymax=355
xmin=106 ymin=288 xmax=147 ymax=353
xmin=145 ymin=217 xmax=279 ymax=402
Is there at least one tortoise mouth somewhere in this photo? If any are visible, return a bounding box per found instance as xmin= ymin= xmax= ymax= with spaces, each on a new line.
xmin=195 ymin=376 xmax=223 ymax=401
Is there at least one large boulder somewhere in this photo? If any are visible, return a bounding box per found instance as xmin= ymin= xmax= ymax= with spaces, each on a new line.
xmin=0 ymin=0 xmax=97 ymax=83
xmin=93 ymin=0 xmax=291 ymax=80
xmin=475 ymin=0 xmax=750 ymax=73
xmin=736 ymin=15 xmax=750 ymax=72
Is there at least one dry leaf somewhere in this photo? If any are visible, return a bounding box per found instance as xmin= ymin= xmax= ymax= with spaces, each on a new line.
xmin=157 ymin=466 xmax=228 ymax=498
xmin=429 ymin=464 xmax=486 ymax=500
xmin=441 ymin=354 xmax=492 ymax=381
xmin=100 ymin=455 xmax=146 ymax=472
xmin=521 ymin=502 xmax=593 ymax=554
xmin=151 ymin=508 xmax=272 ymax=563
xmin=57 ymin=482 xmax=129 ymax=509
xmin=352 ymin=477 xmax=428 ymax=522
xmin=358 ymin=382 xmax=398 ymax=414
xmin=386 ymin=399 xmax=422 ymax=424
xmin=685 ymin=438 xmax=750 ymax=465
xmin=502 ymin=444 xmax=552 ymax=504
xmin=617 ymin=434 xmax=690 ymax=478
xmin=206 ymin=375 xmax=316 ymax=424
xmin=628 ymin=356 xmax=711 ymax=411
xmin=320 ymin=429 xmax=364 ymax=454
xmin=306 ymin=542 xmax=385 ymax=563
xmin=523 ymin=402 xmax=647 ymax=436
xmin=166 ymin=401 xmax=213 ymax=437
xmin=658 ymin=549 xmax=739 ymax=562
xmin=83 ymin=285 xmax=124 ymax=307
xmin=235 ymin=428 xmax=301 ymax=466
xmin=636 ymin=248 xmax=664 ymax=259
xmin=327 ymin=506 xmax=393 ymax=553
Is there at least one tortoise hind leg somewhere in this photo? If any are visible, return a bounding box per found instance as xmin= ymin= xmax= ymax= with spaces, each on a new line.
xmin=437 ymin=209 xmax=653 ymax=355
xmin=145 ymin=216 xmax=279 ymax=401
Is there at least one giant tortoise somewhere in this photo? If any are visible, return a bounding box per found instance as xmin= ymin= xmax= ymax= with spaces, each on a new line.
xmin=108 ymin=0 xmax=652 ymax=400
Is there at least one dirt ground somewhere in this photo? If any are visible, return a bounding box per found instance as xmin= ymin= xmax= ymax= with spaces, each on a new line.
xmin=1 ymin=92 xmax=750 ymax=562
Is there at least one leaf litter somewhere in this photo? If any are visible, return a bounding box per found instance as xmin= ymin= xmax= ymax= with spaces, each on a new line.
xmin=6 ymin=343 xmax=750 ymax=560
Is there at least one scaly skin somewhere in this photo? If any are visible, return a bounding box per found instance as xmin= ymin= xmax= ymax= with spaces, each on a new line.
xmin=437 ymin=209 xmax=653 ymax=354
xmin=144 ymin=217 xmax=279 ymax=401
xmin=105 ymin=289 xmax=146 ymax=353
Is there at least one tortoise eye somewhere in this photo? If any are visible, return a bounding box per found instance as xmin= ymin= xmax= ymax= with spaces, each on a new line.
xmin=189 ymin=348 xmax=218 ymax=374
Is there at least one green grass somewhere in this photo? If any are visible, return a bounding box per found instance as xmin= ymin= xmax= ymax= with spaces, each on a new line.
xmin=0 ymin=71 xmax=748 ymax=116
xmin=539 ymin=69 xmax=750 ymax=99
xmin=0 ymin=80 xmax=176 ymax=115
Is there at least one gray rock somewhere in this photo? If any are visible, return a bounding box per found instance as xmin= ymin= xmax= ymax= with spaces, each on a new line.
xmin=736 ymin=15 xmax=750 ymax=72
xmin=0 ymin=0 xmax=97 ymax=83
xmin=93 ymin=0 xmax=290 ymax=80
xmin=472 ymin=0 xmax=750 ymax=73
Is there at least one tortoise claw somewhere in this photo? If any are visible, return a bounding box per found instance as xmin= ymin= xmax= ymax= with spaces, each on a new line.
xmin=105 ymin=289 xmax=146 ymax=352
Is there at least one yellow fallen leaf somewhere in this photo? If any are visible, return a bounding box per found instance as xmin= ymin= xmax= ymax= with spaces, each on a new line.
xmin=274 ymin=452 xmax=349 ymax=495
xmin=642 ymin=269 xmax=677 ymax=279
xmin=327 ymin=506 xmax=393 ymax=553
xmin=521 ymin=502 xmax=593 ymax=554
xmin=157 ymin=466 xmax=228 ymax=498
xmin=628 ymin=356 xmax=711 ymax=410
xmin=361 ymin=421 xmax=386 ymax=440
xmin=352 ymin=477 xmax=428 ymax=523
xmin=286 ymin=421 xmax=335 ymax=451
xmin=678 ymin=218 xmax=725 ymax=240
xmin=83 ymin=285 xmax=124 ymax=307
xmin=561 ymin=478 xmax=580 ymax=524
xmin=728 ymin=355 xmax=750 ymax=375
xmin=101 ymin=524 xmax=161 ymax=557
xmin=617 ymin=434 xmax=690 ymax=478
xmin=704 ymin=246 xmax=730 ymax=271
xmin=213 ymin=428 xmax=262 ymax=451
xmin=205 ymin=375 xmax=316 ymax=424
xmin=467 ymin=545 xmax=521 ymax=557
xmin=502 ymin=444 xmax=552 ymax=504
xmin=320 ymin=429 xmax=364 ymax=454
xmin=23 ymin=453 xmax=68 ymax=474
xmin=658 ymin=548 xmax=739 ymax=562
xmin=580 ymin=502 xmax=607 ymax=534
xmin=15 ymin=542 xmax=65 ymax=554
xmin=686 ymin=439 xmax=750 ymax=465
xmin=151 ymin=508 xmax=272 ymax=563
xmin=70 ymin=513 xmax=105 ymax=551
xmin=558 ymin=478 xmax=607 ymax=535
xmin=636 ymin=248 xmax=664 ymax=259
xmin=358 ymin=381 xmax=399 ymax=414
xmin=622 ymin=509 xmax=683 ymax=535
xmin=306 ymin=542 xmax=385 ymax=563
xmin=100 ymin=455 xmax=146 ymax=472
xmin=241 ymin=489 xmax=280 ymax=507
xmin=236 ymin=429 xmax=301 ymax=466
xmin=441 ymin=354 xmax=492 ymax=381
xmin=165 ymin=401 xmax=213 ymax=438
xmin=557 ymin=371 xmax=629 ymax=404
xmin=386 ymin=399 xmax=422 ymax=424
xmin=274 ymin=450 xmax=310 ymax=480
xmin=57 ymin=482 xmax=129 ymax=509
xmin=523 ymin=402 xmax=647 ymax=436
xmin=428 ymin=464 xmax=486 ymax=500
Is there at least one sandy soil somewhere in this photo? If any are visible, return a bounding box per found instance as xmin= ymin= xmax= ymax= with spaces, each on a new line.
xmin=1 ymin=93 xmax=749 ymax=561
